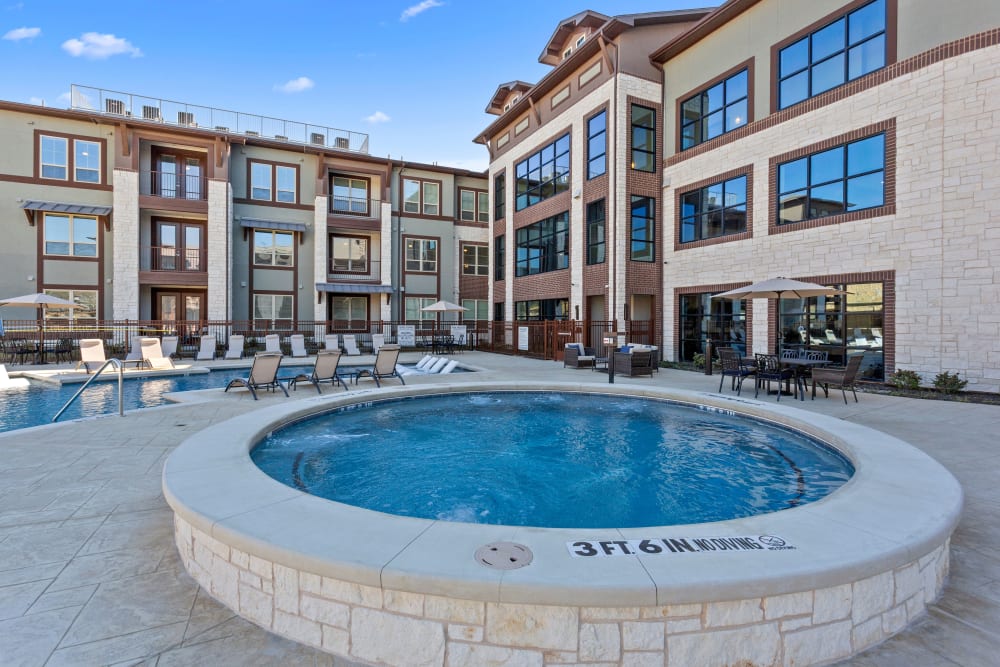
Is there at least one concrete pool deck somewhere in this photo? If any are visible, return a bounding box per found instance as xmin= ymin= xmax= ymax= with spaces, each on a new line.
xmin=0 ymin=352 xmax=998 ymax=666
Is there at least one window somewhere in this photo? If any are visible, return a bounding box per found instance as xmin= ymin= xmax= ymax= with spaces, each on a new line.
xmin=515 ymin=212 xmax=569 ymax=277
xmin=778 ymin=0 xmax=886 ymax=109
xmin=576 ymin=35 xmax=585 ymax=47
xmin=586 ymin=200 xmax=606 ymax=265
xmin=253 ymin=230 xmax=294 ymax=267
xmin=253 ymin=293 xmax=293 ymax=321
xmin=249 ymin=161 xmax=297 ymax=203
xmin=405 ymin=297 xmax=437 ymax=321
xmin=630 ymin=105 xmax=656 ymax=172
xmin=74 ymin=140 xmax=101 ymax=183
xmin=777 ymin=133 xmax=884 ymax=224
xmin=678 ymin=293 xmax=746 ymax=361
xmin=331 ymin=175 xmax=370 ymax=215
xmin=515 ymin=133 xmax=570 ymax=211
xmin=680 ymin=176 xmax=748 ymax=243
xmin=515 ymin=298 xmax=569 ymax=321
xmin=44 ymin=213 xmax=97 ymax=257
xmin=460 ymin=190 xmax=489 ymax=222
xmin=43 ymin=289 xmax=97 ymax=322
xmin=40 ymin=135 xmax=68 ymax=180
xmin=494 ymin=174 xmax=505 ymax=220
xmin=477 ymin=192 xmax=489 ymax=222
xmin=494 ymin=302 xmax=505 ymax=321
xmin=462 ymin=299 xmax=489 ymax=321
xmin=405 ymin=238 xmax=437 ymax=272
xmin=331 ymin=296 xmax=368 ymax=324
xmin=494 ymin=235 xmax=505 ymax=281
xmin=630 ymin=196 xmax=655 ymax=262
xmin=330 ymin=236 xmax=368 ymax=272
xmin=403 ymin=178 xmax=440 ymax=215
xmin=680 ymin=69 xmax=748 ymax=150
xmin=587 ymin=111 xmax=607 ymax=179
xmin=39 ymin=134 xmax=103 ymax=184
xmin=462 ymin=244 xmax=489 ymax=275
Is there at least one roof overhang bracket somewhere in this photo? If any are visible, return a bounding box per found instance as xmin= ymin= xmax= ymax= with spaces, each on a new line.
xmin=528 ymin=98 xmax=541 ymax=125
xmin=23 ymin=208 xmax=36 ymax=227
xmin=599 ymin=35 xmax=615 ymax=75
xmin=118 ymin=121 xmax=130 ymax=158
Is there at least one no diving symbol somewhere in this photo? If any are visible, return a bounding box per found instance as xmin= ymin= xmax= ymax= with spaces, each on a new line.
xmin=758 ymin=535 xmax=786 ymax=548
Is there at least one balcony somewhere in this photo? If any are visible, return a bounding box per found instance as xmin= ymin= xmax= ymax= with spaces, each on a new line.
xmin=330 ymin=197 xmax=381 ymax=218
xmin=139 ymin=246 xmax=208 ymax=285
xmin=70 ymin=84 xmax=370 ymax=154
xmin=328 ymin=260 xmax=383 ymax=283
xmin=140 ymin=170 xmax=208 ymax=201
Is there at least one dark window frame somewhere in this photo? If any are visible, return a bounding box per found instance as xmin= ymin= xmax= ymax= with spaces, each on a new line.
xmin=494 ymin=173 xmax=506 ymax=220
xmin=586 ymin=199 xmax=606 ymax=265
xmin=248 ymin=159 xmax=299 ymax=204
xmin=515 ymin=212 xmax=570 ymax=277
xmin=629 ymin=196 xmax=655 ymax=262
xmin=514 ymin=133 xmax=571 ymax=211
xmin=679 ymin=66 xmax=750 ymax=151
xmin=680 ymin=175 xmax=749 ymax=244
xmin=586 ymin=110 xmax=607 ymax=179
xmin=329 ymin=234 xmax=370 ymax=273
xmin=330 ymin=174 xmax=372 ymax=216
xmin=461 ymin=243 xmax=489 ymax=276
xmin=253 ymin=229 xmax=295 ymax=267
xmin=630 ymin=104 xmax=656 ymax=172
xmin=494 ymin=235 xmax=505 ymax=281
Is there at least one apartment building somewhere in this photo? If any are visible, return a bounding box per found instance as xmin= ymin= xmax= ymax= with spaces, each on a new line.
xmin=475 ymin=9 xmax=711 ymax=326
xmin=0 ymin=88 xmax=487 ymax=334
xmin=653 ymin=0 xmax=1000 ymax=391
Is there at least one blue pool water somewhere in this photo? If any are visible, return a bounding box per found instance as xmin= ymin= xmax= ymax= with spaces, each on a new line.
xmin=252 ymin=392 xmax=855 ymax=528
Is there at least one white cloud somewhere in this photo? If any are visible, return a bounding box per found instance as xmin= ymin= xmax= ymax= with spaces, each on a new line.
xmin=364 ymin=110 xmax=391 ymax=124
xmin=61 ymin=32 xmax=141 ymax=59
xmin=2 ymin=26 xmax=39 ymax=40
xmin=28 ymin=96 xmax=43 ymax=105
xmin=274 ymin=76 xmax=314 ymax=93
xmin=400 ymin=0 xmax=443 ymax=22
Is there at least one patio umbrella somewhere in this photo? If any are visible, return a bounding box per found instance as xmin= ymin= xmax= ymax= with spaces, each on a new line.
xmin=712 ymin=278 xmax=845 ymax=354
xmin=420 ymin=300 xmax=467 ymax=332
xmin=0 ymin=293 xmax=81 ymax=364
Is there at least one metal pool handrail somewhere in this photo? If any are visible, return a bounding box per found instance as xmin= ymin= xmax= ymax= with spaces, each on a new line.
xmin=52 ymin=358 xmax=126 ymax=422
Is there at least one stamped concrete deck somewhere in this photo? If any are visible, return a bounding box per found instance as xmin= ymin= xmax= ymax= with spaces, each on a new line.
xmin=0 ymin=352 xmax=997 ymax=666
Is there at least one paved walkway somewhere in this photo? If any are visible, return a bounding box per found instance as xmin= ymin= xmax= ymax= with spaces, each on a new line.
xmin=0 ymin=353 xmax=997 ymax=666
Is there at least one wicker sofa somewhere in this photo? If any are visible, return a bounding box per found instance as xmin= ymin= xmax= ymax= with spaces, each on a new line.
xmin=564 ymin=343 xmax=596 ymax=369
xmin=613 ymin=349 xmax=655 ymax=377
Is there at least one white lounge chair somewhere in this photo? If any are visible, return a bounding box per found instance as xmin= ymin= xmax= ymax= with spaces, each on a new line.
xmin=324 ymin=334 xmax=340 ymax=351
xmin=223 ymin=352 xmax=288 ymax=400
xmin=161 ymin=336 xmax=179 ymax=359
xmin=289 ymin=334 xmax=308 ymax=358
xmin=0 ymin=364 xmax=29 ymax=390
xmin=343 ymin=334 xmax=360 ymax=356
xmin=76 ymin=339 xmax=107 ymax=373
xmin=195 ymin=335 xmax=216 ymax=361
xmin=224 ymin=334 xmax=244 ymax=360
xmin=125 ymin=336 xmax=143 ymax=363
xmin=264 ymin=334 xmax=281 ymax=354
xmin=140 ymin=337 xmax=174 ymax=370
xmin=371 ymin=333 xmax=385 ymax=354
xmin=355 ymin=344 xmax=404 ymax=387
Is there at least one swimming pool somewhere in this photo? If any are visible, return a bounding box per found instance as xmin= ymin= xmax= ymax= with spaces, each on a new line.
xmin=252 ymin=392 xmax=854 ymax=528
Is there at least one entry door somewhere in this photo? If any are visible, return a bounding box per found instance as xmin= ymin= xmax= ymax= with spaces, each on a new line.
xmin=154 ymin=151 xmax=204 ymax=199
xmin=155 ymin=221 xmax=204 ymax=271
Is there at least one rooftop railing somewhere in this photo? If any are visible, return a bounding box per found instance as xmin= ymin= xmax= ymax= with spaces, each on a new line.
xmin=70 ymin=84 xmax=369 ymax=154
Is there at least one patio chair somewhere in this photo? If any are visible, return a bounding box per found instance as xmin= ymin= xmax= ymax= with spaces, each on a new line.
xmin=289 ymin=334 xmax=308 ymax=358
xmin=613 ymin=349 xmax=655 ymax=377
xmin=563 ymin=343 xmax=595 ymax=369
xmin=224 ymin=334 xmax=245 ymax=360
xmin=324 ymin=334 xmax=341 ymax=352
xmin=290 ymin=350 xmax=348 ymax=394
xmin=140 ymin=337 xmax=175 ymax=370
xmin=371 ymin=333 xmax=385 ymax=354
xmin=354 ymin=344 xmax=404 ymax=387
xmin=161 ymin=336 xmax=179 ymax=359
xmin=224 ymin=352 xmax=288 ymax=400
xmin=755 ymin=353 xmax=799 ymax=401
xmin=264 ymin=334 xmax=282 ymax=354
xmin=195 ymin=335 xmax=217 ymax=361
xmin=76 ymin=338 xmax=107 ymax=373
xmin=812 ymin=354 xmax=864 ymax=404
xmin=718 ymin=347 xmax=756 ymax=396
xmin=125 ymin=336 xmax=143 ymax=363
xmin=343 ymin=335 xmax=361 ymax=356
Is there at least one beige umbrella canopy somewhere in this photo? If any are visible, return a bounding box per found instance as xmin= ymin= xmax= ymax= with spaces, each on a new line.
xmin=420 ymin=300 xmax=467 ymax=332
xmin=713 ymin=278 xmax=845 ymax=354
xmin=0 ymin=292 xmax=81 ymax=364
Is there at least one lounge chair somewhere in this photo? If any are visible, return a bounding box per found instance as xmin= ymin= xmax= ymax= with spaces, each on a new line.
xmin=264 ymin=334 xmax=281 ymax=354
xmin=76 ymin=338 xmax=107 ymax=373
xmin=343 ymin=335 xmax=361 ymax=356
xmin=224 ymin=334 xmax=244 ymax=360
xmin=0 ymin=364 xmax=29 ymax=389
xmin=718 ymin=347 xmax=755 ymax=395
xmin=195 ymin=335 xmax=216 ymax=361
xmin=354 ymin=344 xmax=404 ymax=387
xmin=125 ymin=336 xmax=143 ymax=363
xmin=812 ymin=354 xmax=864 ymax=403
xmin=290 ymin=350 xmax=348 ymax=394
xmin=289 ymin=334 xmax=308 ymax=358
xmin=564 ymin=343 xmax=595 ymax=369
xmin=140 ymin=337 xmax=175 ymax=370
xmin=371 ymin=333 xmax=385 ymax=354
xmin=161 ymin=336 xmax=179 ymax=359
xmin=324 ymin=334 xmax=340 ymax=352
xmin=224 ymin=352 xmax=288 ymax=400
xmin=613 ymin=349 xmax=655 ymax=377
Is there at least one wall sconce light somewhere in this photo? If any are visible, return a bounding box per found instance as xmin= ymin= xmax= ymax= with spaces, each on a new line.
xmin=240 ymin=281 xmax=247 ymax=287
xmin=26 ymin=275 xmax=34 ymax=281
xmin=106 ymin=278 xmax=113 ymax=284
xmin=298 ymin=284 xmax=303 ymax=290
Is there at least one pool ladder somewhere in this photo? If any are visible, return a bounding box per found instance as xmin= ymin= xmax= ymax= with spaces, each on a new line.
xmin=52 ymin=358 xmax=126 ymax=423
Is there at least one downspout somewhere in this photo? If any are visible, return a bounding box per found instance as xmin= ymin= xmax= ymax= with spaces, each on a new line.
xmin=610 ymin=40 xmax=620 ymax=329
xmin=394 ymin=161 xmax=407 ymax=321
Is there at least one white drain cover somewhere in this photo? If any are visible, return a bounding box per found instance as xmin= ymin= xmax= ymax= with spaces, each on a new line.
xmin=475 ymin=542 xmax=534 ymax=570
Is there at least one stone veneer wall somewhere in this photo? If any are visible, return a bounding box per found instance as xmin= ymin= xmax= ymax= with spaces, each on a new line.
xmin=176 ymin=516 xmax=949 ymax=667
xmin=111 ymin=168 xmax=140 ymax=320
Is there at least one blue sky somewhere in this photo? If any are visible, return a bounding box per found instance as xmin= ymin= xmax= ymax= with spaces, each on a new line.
xmin=1 ymin=0 xmax=709 ymax=171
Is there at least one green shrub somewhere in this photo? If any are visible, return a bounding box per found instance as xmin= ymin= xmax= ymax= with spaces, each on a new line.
xmin=933 ymin=371 xmax=967 ymax=395
xmin=888 ymin=369 xmax=921 ymax=390
xmin=692 ymin=353 xmax=706 ymax=369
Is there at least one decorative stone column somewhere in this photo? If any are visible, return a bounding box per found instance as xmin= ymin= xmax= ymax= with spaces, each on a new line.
xmin=112 ymin=168 xmax=140 ymax=320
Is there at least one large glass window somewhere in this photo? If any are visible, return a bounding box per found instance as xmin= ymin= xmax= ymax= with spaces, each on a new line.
xmin=586 ymin=199 xmax=606 ymax=265
xmin=74 ymin=140 xmax=101 ymax=183
xmin=43 ymin=289 xmax=98 ymax=322
xmin=44 ymin=213 xmax=97 ymax=257
xmin=276 ymin=166 xmax=296 ymax=203
xmin=515 ymin=298 xmax=569 ymax=321
xmin=331 ymin=296 xmax=368 ymax=324
xmin=630 ymin=105 xmax=656 ymax=172
xmin=331 ymin=176 xmax=370 ymax=215
xmin=403 ymin=178 xmax=440 ymax=215
xmin=330 ymin=236 xmax=368 ymax=272
xmin=405 ymin=297 xmax=437 ymax=321
xmin=462 ymin=244 xmax=489 ymax=276
xmin=250 ymin=162 xmax=296 ymax=203
xmin=250 ymin=163 xmax=272 ymax=200
xmin=460 ymin=190 xmax=489 ymax=222
xmin=777 ymin=133 xmax=884 ymax=224
xmin=40 ymin=135 xmax=68 ymax=180
xmin=779 ymin=281 xmax=884 ymax=379
xmin=630 ymin=196 xmax=655 ymax=262
xmin=778 ymin=0 xmax=886 ymax=109
xmin=680 ymin=175 xmax=748 ymax=243
xmin=680 ymin=69 xmax=748 ymax=150
xmin=462 ymin=299 xmax=489 ymax=321
xmin=515 ymin=133 xmax=570 ymax=211
xmin=494 ymin=173 xmax=505 ymax=220
xmin=39 ymin=135 xmax=104 ymax=183
xmin=678 ymin=293 xmax=747 ymax=361
xmin=587 ymin=110 xmax=607 ymax=179
xmin=515 ymin=212 xmax=569 ymax=277
xmin=494 ymin=235 xmax=505 ymax=281
xmin=253 ymin=230 xmax=294 ymax=266
xmin=405 ymin=238 xmax=437 ymax=272
xmin=253 ymin=293 xmax=293 ymax=321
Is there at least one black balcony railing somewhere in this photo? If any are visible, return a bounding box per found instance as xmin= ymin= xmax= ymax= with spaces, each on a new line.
xmin=330 ymin=197 xmax=381 ymax=217
xmin=140 ymin=170 xmax=208 ymax=200
xmin=328 ymin=260 xmax=382 ymax=281
xmin=141 ymin=246 xmax=207 ymax=272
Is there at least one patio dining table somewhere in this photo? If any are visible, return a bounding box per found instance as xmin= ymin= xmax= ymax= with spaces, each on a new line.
xmin=779 ymin=357 xmax=830 ymax=400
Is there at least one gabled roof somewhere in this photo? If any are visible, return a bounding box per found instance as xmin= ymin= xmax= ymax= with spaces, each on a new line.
xmin=485 ymin=81 xmax=535 ymax=116
xmin=538 ymin=11 xmax=610 ymax=66
xmin=650 ymin=0 xmax=760 ymax=64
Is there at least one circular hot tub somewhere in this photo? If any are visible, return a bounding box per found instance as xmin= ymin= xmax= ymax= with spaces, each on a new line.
xmin=163 ymin=381 xmax=961 ymax=666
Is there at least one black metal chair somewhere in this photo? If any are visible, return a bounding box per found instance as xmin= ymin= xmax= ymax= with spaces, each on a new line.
xmin=755 ymin=353 xmax=799 ymax=402
xmin=718 ymin=348 xmax=756 ymax=395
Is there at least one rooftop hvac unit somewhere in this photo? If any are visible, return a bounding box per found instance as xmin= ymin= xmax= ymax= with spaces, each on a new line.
xmin=141 ymin=105 xmax=161 ymax=121
xmin=310 ymin=132 xmax=325 ymax=145
xmin=105 ymin=98 xmax=126 ymax=115
xmin=177 ymin=111 xmax=195 ymax=126
xmin=245 ymin=130 xmax=259 ymax=137
xmin=334 ymin=136 xmax=350 ymax=150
